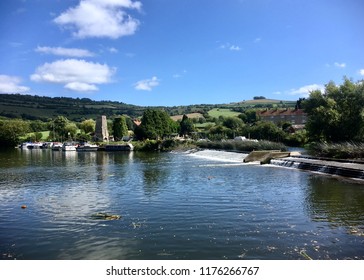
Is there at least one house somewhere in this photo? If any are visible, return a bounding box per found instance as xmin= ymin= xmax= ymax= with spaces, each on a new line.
xmin=257 ymin=108 xmax=307 ymax=125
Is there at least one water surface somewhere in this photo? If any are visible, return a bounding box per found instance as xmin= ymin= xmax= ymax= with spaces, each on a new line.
xmin=0 ymin=149 xmax=363 ymax=260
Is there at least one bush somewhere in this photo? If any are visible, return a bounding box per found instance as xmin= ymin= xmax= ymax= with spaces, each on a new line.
xmin=307 ymin=142 xmax=364 ymax=159
xmin=197 ymin=140 xmax=287 ymax=152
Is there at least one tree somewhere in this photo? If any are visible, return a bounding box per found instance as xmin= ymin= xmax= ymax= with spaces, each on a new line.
xmin=222 ymin=117 xmax=244 ymax=138
xmin=64 ymin=123 xmax=78 ymax=140
xmin=249 ymin=121 xmax=284 ymax=141
xmin=30 ymin=120 xmax=47 ymax=132
xmin=253 ymin=96 xmax=266 ymax=100
xmin=179 ymin=114 xmax=194 ymax=137
xmin=112 ymin=116 xmax=128 ymax=141
xmin=0 ymin=119 xmax=30 ymax=147
xmin=52 ymin=116 xmax=69 ymax=141
xmin=50 ymin=116 xmax=78 ymax=141
xmin=238 ymin=109 xmax=259 ymax=124
xmin=135 ymin=109 xmax=178 ymax=140
xmin=80 ymin=119 xmax=95 ymax=134
xmin=303 ymin=78 xmax=364 ymax=142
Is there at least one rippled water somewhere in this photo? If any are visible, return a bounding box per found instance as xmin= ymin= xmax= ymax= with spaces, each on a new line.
xmin=0 ymin=149 xmax=363 ymax=260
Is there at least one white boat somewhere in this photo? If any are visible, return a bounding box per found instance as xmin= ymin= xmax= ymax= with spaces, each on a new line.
xmin=76 ymin=143 xmax=99 ymax=152
xmin=19 ymin=142 xmax=44 ymax=149
xmin=27 ymin=142 xmax=44 ymax=149
xmin=62 ymin=143 xmax=77 ymax=151
xmin=51 ymin=142 xmax=63 ymax=151
xmin=19 ymin=142 xmax=32 ymax=149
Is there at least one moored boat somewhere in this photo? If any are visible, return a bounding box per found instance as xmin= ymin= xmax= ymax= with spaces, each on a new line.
xmin=62 ymin=142 xmax=77 ymax=151
xmin=51 ymin=142 xmax=63 ymax=151
xmin=104 ymin=143 xmax=134 ymax=151
xmin=76 ymin=143 xmax=99 ymax=152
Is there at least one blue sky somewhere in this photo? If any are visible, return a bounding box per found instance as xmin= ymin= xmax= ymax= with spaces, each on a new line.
xmin=0 ymin=0 xmax=363 ymax=106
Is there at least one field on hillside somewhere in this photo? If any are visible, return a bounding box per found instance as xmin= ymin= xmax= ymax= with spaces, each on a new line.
xmin=233 ymin=99 xmax=296 ymax=107
xmin=170 ymin=113 xmax=204 ymax=121
xmin=208 ymin=108 xmax=240 ymax=118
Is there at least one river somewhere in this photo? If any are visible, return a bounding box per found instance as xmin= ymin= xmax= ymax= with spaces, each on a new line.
xmin=0 ymin=149 xmax=363 ymax=260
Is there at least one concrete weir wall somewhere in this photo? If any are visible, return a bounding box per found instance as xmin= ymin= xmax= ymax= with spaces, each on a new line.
xmin=270 ymin=157 xmax=364 ymax=180
xmin=244 ymin=150 xmax=291 ymax=164
xmin=244 ymin=151 xmax=364 ymax=180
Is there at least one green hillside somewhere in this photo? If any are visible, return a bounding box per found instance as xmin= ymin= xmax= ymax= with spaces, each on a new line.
xmin=0 ymin=93 xmax=297 ymax=121
xmin=0 ymin=94 xmax=146 ymax=121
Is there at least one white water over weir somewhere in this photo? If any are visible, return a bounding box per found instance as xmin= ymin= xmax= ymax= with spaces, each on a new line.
xmin=270 ymin=156 xmax=364 ymax=180
xmin=187 ymin=149 xmax=249 ymax=164
xmin=187 ymin=150 xmax=364 ymax=181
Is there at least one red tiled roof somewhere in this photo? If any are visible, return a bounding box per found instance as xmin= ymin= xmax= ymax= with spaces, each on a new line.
xmin=133 ymin=119 xmax=141 ymax=126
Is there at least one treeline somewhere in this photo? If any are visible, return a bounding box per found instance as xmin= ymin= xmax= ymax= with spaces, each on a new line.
xmin=302 ymin=77 xmax=364 ymax=158
xmin=1 ymin=77 xmax=363 ymax=158
xmin=0 ymin=93 xmax=296 ymax=122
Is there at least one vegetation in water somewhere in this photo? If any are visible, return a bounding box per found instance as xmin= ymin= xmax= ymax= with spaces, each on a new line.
xmin=196 ymin=140 xmax=287 ymax=152
xmin=307 ymin=142 xmax=364 ymax=160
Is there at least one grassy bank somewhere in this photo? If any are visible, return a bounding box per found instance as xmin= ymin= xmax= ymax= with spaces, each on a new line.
xmin=196 ymin=140 xmax=287 ymax=153
xmin=131 ymin=139 xmax=287 ymax=153
xmin=132 ymin=139 xmax=197 ymax=152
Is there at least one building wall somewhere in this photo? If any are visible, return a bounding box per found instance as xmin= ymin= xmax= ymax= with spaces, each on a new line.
xmin=258 ymin=109 xmax=307 ymax=125
xmin=95 ymin=115 xmax=109 ymax=141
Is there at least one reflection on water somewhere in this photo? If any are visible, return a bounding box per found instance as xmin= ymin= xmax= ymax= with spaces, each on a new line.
xmin=305 ymin=176 xmax=364 ymax=228
xmin=0 ymin=149 xmax=363 ymax=260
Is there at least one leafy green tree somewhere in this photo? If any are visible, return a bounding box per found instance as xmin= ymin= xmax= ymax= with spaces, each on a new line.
xmin=303 ymin=78 xmax=364 ymax=142
xmin=0 ymin=119 xmax=30 ymax=147
xmin=80 ymin=119 xmax=95 ymax=134
xmin=208 ymin=124 xmax=230 ymax=140
xmin=112 ymin=116 xmax=128 ymax=141
xmin=52 ymin=116 xmax=69 ymax=141
xmin=238 ymin=109 xmax=259 ymax=124
xmin=75 ymin=132 xmax=91 ymax=142
xmin=249 ymin=121 xmax=284 ymax=141
xmin=50 ymin=116 xmax=78 ymax=140
xmin=125 ymin=117 xmax=135 ymax=130
xmin=64 ymin=122 xmax=78 ymax=140
xmin=30 ymin=120 xmax=47 ymax=132
xmin=179 ymin=114 xmax=194 ymax=137
xmin=135 ymin=109 xmax=178 ymax=140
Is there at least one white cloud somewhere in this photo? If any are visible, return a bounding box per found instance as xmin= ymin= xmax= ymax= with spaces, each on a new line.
xmin=230 ymin=45 xmax=241 ymax=51
xmin=54 ymin=0 xmax=142 ymax=39
xmin=359 ymin=69 xmax=364 ymax=76
xmin=64 ymin=82 xmax=98 ymax=91
xmin=108 ymin=47 xmax=119 ymax=53
xmin=0 ymin=75 xmax=30 ymax=93
xmin=90 ymin=0 xmax=142 ymax=10
xmin=254 ymin=37 xmax=262 ymax=43
xmin=35 ymin=46 xmax=95 ymax=57
xmin=289 ymin=84 xmax=324 ymax=97
xmin=173 ymin=70 xmax=187 ymax=79
xmin=134 ymin=76 xmax=160 ymax=91
xmin=30 ymin=59 xmax=115 ymax=92
xmin=219 ymin=43 xmax=241 ymax=51
xmin=334 ymin=62 xmax=346 ymax=68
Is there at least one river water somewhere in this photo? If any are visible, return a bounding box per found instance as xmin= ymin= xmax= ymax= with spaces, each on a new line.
xmin=0 ymin=149 xmax=363 ymax=260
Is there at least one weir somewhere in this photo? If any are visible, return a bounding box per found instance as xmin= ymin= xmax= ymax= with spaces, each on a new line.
xmin=270 ymin=156 xmax=364 ymax=180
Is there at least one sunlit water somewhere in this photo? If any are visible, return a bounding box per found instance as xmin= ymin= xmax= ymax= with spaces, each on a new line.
xmin=0 ymin=149 xmax=363 ymax=260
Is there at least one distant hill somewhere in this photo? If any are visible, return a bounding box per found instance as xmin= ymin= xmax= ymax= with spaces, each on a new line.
xmin=234 ymin=98 xmax=296 ymax=106
xmin=0 ymin=94 xmax=297 ymax=122
xmin=0 ymin=94 xmax=148 ymax=121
